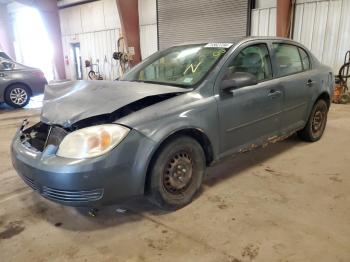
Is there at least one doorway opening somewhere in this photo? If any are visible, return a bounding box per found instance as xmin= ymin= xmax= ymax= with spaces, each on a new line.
xmin=72 ymin=43 xmax=83 ymax=80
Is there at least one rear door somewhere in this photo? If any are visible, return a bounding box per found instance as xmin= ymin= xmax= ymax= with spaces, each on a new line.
xmin=271 ymin=43 xmax=314 ymax=132
xmin=216 ymin=42 xmax=283 ymax=155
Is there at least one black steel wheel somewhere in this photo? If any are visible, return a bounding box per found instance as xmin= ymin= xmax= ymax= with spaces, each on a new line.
xmin=298 ymin=99 xmax=328 ymax=142
xmin=4 ymin=84 xmax=31 ymax=108
xmin=148 ymin=136 xmax=205 ymax=209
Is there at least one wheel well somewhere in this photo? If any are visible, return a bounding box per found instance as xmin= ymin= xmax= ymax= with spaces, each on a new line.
xmin=316 ymin=92 xmax=330 ymax=108
xmin=5 ymin=82 xmax=32 ymax=97
xmin=144 ymin=128 xmax=214 ymax=193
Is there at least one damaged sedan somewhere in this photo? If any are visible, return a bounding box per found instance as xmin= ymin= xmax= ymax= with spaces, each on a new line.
xmin=11 ymin=37 xmax=334 ymax=209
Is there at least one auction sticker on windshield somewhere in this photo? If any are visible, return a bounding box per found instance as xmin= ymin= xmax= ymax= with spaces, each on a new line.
xmin=204 ymin=43 xmax=233 ymax=48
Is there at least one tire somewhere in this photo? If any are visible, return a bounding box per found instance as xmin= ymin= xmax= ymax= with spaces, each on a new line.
xmin=298 ymin=99 xmax=328 ymax=142
xmin=148 ymin=136 xmax=206 ymax=210
xmin=4 ymin=84 xmax=31 ymax=108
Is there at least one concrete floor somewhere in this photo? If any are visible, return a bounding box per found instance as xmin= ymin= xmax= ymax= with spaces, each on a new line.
xmin=0 ymin=101 xmax=349 ymax=262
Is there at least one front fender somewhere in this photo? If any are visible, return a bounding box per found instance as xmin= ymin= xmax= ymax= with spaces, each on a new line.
xmin=118 ymin=93 xmax=221 ymax=161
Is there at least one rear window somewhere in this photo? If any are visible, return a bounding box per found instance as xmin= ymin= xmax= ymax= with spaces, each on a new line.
xmin=298 ymin=48 xmax=311 ymax=70
xmin=273 ymin=43 xmax=303 ymax=77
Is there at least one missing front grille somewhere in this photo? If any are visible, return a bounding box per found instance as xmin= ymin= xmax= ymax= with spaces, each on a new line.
xmin=21 ymin=122 xmax=69 ymax=152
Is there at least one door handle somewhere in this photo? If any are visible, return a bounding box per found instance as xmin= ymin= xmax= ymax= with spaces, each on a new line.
xmin=268 ymin=89 xmax=282 ymax=97
xmin=307 ymin=79 xmax=314 ymax=86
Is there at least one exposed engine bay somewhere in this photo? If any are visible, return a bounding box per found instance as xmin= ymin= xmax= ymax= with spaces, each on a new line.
xmin=21 ymin=122 xmax=68 ymax=152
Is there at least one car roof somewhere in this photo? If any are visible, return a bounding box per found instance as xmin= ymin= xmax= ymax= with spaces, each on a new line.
xmin=172 ymin=36 xmax=300 ymax=48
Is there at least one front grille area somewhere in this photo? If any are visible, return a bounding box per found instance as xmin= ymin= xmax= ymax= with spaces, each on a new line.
xmin=42 ymin=186 xmax=104 ymax=202
xmin=22 ymin=175 xmax=37 ymax=190
xmin=21 ymin=122 xmax=68 ymax=152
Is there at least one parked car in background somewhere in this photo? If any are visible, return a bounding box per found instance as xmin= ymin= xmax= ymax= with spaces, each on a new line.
xmin=11 ymin=37 xmax=333 ymax=210
xmin=0 ymin=58 xmax=47 ymax=108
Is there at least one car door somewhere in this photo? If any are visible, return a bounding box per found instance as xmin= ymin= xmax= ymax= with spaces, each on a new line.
xmin=216 ymin=42 xmax=283 ymax=155
xmin=271 ymin=43 xmax=313 ymax=132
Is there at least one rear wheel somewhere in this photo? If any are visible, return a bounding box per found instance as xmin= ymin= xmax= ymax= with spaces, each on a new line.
xmin=298 ymin=99 xmax=328 ymax=142
xmin=4 ymin=84 xmax=31 ymax=108
xmin=148 ymin=136 xmax=205 ymax=210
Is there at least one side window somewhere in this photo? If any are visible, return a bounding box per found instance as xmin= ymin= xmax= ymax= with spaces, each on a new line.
xmin=298 ymin=48 xmax=310 ymax=70
xmin=273 ymin=43 xmax=303 ymax=77
xmin=227 ymin=44 xmax=272 ymax=82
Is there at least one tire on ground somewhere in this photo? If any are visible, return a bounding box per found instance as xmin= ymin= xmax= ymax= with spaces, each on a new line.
xmin=148 ymin=136 xmax=206 ymax=210
xmin=298 ymin=99 xmax=328 ymax=142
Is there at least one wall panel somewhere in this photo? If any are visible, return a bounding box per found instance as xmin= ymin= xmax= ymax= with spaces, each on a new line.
xmin=258 ymin=9 xmax=270 ymax=36
xmin=138 ymin=0 xmax=158 ymax=59
xmin=80 ymin=1 xmax=105 ymax=32
xmin=310 ymin=1 xmax=328 ymax=59
xmin=140 ymin=24 xmax=157 ymax=59
xmin=250 ymin=9 xmax=259 ymax=36
xmin=61 ymin=29 xmax=121 ymax=80
xmin=250 ymin=7 xmax=276 ymax=37
xmin=322 ymin=0 xmax=341 ymax=68
xmin=59 ymin=0 xmax=121 ymax=80
xmin=300 ymin=2 xmax=316 ymax=49
xmin=268 ymin=8 xmax=276 ymax=36
xmin=336 ymin=0 xmax=350 ymax=70
xmin=103 ymin=0 xmax=120 ymax=29
xmin=293 ymin=0 xmax=350 ymax=73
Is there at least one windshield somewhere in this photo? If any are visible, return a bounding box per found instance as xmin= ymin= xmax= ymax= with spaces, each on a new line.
xmin=121 ymin=43 xmax=232 ymax=87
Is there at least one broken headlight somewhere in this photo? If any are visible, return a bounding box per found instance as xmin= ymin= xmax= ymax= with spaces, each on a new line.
xmin=56 ymin=124 xmax=130 ymax=159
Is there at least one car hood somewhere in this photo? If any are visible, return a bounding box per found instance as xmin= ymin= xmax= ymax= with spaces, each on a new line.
xmin=41 ymin=80 xmax=189 ymax=127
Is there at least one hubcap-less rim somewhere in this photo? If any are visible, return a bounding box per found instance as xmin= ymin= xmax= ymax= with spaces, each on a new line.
xmin=10 ymin=88 xmax=28 ymax=105
xmin=311 ymin=105 xmax=326 ymax=135
xmin=163 ymin=151 xmax=193 ymax=194
xmin=312 ymin=111 xmax=323 ymax=131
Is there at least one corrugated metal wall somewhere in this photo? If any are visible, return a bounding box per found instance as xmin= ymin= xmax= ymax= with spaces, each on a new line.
xmin=293 ymin=0 xmax=350 ymax=73
xmin=138 ymin=0 xmax=158 ymax=59
xmin=250 ymin=7 xmax=276 ymax=36
xmin=251 ymin=0 xmax=350 ymax=73
xmin=157 ymin=0 xmax=249 ymax=50
xmin=59 ymin=0 xmax=121 ymax=80
xmin=61 ymin=29 xmax=121 ymax=81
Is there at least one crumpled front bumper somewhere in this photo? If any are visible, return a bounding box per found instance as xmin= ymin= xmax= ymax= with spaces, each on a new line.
xmin=11 ymin=127 xmax=156 ymax=207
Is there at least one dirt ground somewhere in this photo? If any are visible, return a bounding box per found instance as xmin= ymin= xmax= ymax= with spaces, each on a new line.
xmin=0 ymin=100 xmax=349 ymax=262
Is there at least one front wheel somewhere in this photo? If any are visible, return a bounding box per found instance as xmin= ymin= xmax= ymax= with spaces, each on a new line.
xmin=298 ymin=99 xmax=328 ymax=142
xmin=148 ymin=136 xmax=206 ymax=210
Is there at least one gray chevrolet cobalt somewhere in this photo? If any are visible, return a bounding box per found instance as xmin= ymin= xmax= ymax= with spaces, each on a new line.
xmin=0 ymin=58 xmax=47 ymax=108
xmin=11 ymin=37 xmax=334 ymax=209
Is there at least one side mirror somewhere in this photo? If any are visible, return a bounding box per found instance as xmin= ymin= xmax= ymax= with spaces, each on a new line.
xmin=221 ymin=72 xmax=258 ymax=92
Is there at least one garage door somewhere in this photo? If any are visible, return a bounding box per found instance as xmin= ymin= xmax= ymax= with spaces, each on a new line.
xmin=157 ymin=0 xmax=250 ymax=50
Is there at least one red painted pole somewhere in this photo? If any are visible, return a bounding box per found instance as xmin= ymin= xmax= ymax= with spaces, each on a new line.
xmin=116 ymin=0 xmax=142 ymax=66
xmin=276 ymin=0 xmax=293 ymax=38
